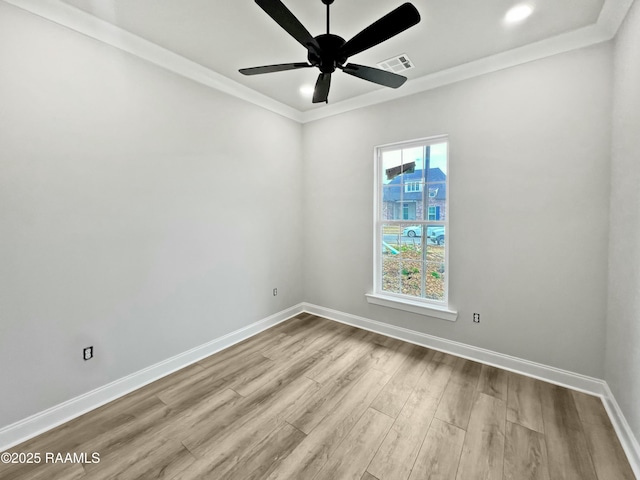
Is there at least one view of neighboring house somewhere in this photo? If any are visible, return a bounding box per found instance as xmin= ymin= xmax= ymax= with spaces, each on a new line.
xmin=382 ymin=167 xmax=447 ymax=221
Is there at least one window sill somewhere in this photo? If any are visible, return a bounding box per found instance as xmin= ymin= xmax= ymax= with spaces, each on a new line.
xmin=365 ymin=294 xmax=458 ymax=322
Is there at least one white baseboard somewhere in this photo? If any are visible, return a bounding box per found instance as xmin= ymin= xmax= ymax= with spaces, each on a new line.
xmin=302 ymin=302 xmax=640 ymax=478
xmin=602 ymin=383 xmax=640 ymax=479
xmin=302 ymin=303 xmax=606 ymax=395
xmin=0 ymin=303 xmax=304 ymax=452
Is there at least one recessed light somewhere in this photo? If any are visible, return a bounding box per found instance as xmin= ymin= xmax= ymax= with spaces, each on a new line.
xmin=299 ymin=85 xmax=314 ymax=97
xmin=505 ymin=4 xmax=534 ymax=24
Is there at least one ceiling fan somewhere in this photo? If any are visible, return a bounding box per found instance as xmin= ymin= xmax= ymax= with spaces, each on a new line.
xmin=239 ymin=0 xmax=421 ymax=104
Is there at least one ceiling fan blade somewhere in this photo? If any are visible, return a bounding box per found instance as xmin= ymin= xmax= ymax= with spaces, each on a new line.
xmin=339 ymin=3 xmax=420 ymax=59
xmin=239 ymin=62 xmax=312 ymax=75
xmin=340 ymin=63 xmax=407 ymax=88
xmin=313 ymin=73 xmax=332 ymax=104
xmin=255 ymin=0 xmax=321 ymax=54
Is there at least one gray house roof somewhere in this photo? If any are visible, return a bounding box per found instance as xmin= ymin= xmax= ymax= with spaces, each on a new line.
xmin=383 ymin=168 xmax=447 ymax=202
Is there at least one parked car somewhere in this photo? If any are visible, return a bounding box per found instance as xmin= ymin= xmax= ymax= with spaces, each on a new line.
xmin=403 ymin=225 xmax=422 ymax=237
xmin=402 ymin=225 xmax=445 ymax=244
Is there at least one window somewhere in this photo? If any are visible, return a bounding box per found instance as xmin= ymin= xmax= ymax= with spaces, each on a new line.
xmin=405 ymin=182 xmax=423 ymax=193
xmin=373 ymin=136 xmax=450 ymax=309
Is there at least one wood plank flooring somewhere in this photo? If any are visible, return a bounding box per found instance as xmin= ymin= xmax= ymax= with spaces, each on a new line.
xmin=1 ymin=314 xmax=635 ymax=480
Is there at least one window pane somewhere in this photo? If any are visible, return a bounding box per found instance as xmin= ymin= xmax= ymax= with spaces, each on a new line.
xmin=382 ymin=150 xmax=411 ymax=185
xmin=403 ymin=176 xmax=423 ymax=220
xmin=382 ymin=224 xmax=402 ymax=254
xmin=381 ymin=186 xmax=403 ymax=220
xmin=426 ymin=185 xmax=446 ymax=221
xmin=426 ymin=142 xmax=448 ymax=176
xmin=402 ymin=225 xmax=423 ymax=242
xmin=403 ymin=146 xmax=424 ymax=174
xmin=382 ymin=224 xmax=403 ymax=294
xmin=426 ymin=225 xmax=446 ymax=246
xmin=382 ymin=257 xmax=401 ymax=294
xmin=382 ymin=150 xmax=401 ymax=182
xmin=400 ymin=258 xmax=422 ymax=297
xmin=425 ymin=142 xmax=447 ymax=221
xmin=425 ymin=262 xmax=445 ymax=301
xmin=426 ymin=228 xmax=446 ymax=301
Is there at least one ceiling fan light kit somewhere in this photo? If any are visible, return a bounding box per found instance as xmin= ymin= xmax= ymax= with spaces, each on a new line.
xmin=239 ymin=0 xmax=421 ymax=104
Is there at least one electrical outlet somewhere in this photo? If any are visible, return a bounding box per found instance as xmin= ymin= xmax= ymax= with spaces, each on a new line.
xmin=83 ymin=346 xmax=93 ymax=361
xmin=473 ymin=313 xmax=480 ymax=323
xmin=273 ymin=288 xmax=278 ymax=296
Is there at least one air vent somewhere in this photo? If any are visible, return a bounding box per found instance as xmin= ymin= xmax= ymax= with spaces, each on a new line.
xmin=376 ymin=54 xmax=415 ymax=73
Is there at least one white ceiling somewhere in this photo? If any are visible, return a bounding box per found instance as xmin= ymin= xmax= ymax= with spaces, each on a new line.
xmin=4 ymin=0 xmax=635 ymax=121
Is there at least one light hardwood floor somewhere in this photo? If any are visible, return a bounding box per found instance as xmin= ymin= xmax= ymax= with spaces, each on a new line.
xmin=1 ymin=314 xmax=635 ymax=480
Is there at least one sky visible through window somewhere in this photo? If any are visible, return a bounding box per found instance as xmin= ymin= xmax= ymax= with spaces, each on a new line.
xmin=382 ymin=142 xmax=447 ymax=185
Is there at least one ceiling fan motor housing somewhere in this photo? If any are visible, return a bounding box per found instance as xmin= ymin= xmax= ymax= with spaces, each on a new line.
xmin=308 ymin=34 xmax=347 ymax=73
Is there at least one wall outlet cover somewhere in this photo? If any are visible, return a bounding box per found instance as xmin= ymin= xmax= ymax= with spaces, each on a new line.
xmin=83 ymin=347 xmax=93 ymax=361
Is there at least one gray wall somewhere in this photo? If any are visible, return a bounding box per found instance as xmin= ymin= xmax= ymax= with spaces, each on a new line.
xmin=1 ymin=0 xmax=631 ymax=435
xmin=0 ymin=3 xmax=303 ymax=428
xmin=607 ymin=0 xmax=640 ymax=445
xmin=302 ymin=43 xmax=612 ymax=378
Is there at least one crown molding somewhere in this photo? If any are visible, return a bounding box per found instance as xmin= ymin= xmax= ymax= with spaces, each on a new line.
xmin=598 ymin=0 xmax=636 ymax=37
xmin=3 ymin=0 xmax=635 ymax=124
xmin=301 ymin=23 xmax=609 ymax=123
xmin=302 ymin=0 xmax=636 ymax=123
xmin=1 ymin=0 xmax=304 ymax=123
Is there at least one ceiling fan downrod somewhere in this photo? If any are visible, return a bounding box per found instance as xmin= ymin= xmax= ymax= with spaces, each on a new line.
xmin=322 ymin=0 xmax=334 ymax=35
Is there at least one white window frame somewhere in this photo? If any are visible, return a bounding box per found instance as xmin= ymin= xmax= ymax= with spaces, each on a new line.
xmin=368 ymin=135 xmax=457 ymax=321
